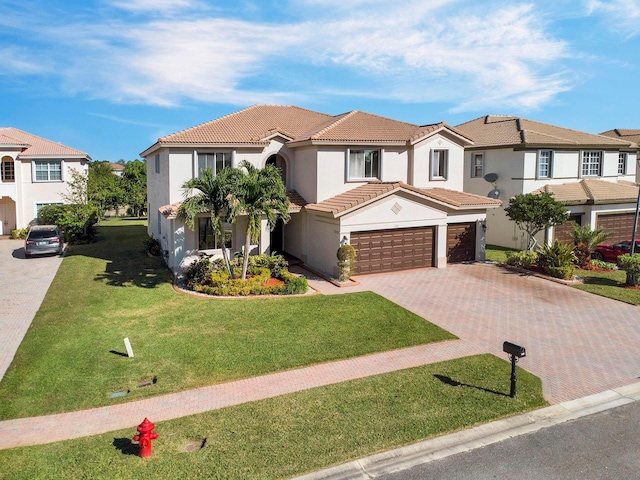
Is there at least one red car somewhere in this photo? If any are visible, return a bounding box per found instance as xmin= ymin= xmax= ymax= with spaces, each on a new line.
xmin=592 ymin=240 xmax=640 ymax=263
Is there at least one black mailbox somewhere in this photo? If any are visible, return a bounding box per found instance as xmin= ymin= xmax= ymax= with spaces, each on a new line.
xmin=503 ymin=341 xmax=526 ymax=358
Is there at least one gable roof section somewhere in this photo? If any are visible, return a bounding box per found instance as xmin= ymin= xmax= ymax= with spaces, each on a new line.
xmin=306 ymin=182 xmax=501 ymax=217
xmin=0 ymin=127 xmax=90 ymax=158
xmin=456 ymin=115 xmax=635 ymax=149
xmin=533 ymin=179 xmax=639 ymax=205
xmin=600 ymin=129 xmax=640 ymax=145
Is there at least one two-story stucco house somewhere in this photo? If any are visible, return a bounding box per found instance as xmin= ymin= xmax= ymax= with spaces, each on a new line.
xmin=0 ymin=128 xmax=91 ymax=235
xmin=141 ymin=105 xmax=500 ymax=277
xmin=457 ymin=116 xmax=639 ymax=249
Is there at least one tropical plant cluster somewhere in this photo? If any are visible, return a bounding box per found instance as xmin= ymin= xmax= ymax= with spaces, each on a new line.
xmin=37 ymin=203 xmax=98 ymax=244
xmin=143 ymin=236 xmax=163 ymax=256
xmin=184 ymin=253 xmax=308 ymax=296
xmin=505 ymin=240 xmax=577 ymax=279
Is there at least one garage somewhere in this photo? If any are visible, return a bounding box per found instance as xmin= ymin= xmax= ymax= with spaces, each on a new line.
xmin=597 ymin=213 xmax=637 ymax=243
xmin=554 ymin=214 xmax=582 ymax=243
xmin=447 ymin=222 xmax=476 ymax=262
xmin=351 ymin=226 xmax=435 ymax=275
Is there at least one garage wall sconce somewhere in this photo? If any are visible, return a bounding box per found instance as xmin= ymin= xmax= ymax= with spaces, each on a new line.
xmin=340 ymin=235 xmax=348 ymax=246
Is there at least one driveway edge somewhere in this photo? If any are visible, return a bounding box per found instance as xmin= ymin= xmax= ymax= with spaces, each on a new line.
xmin=293 ymin=381 xmax=640 ymax=480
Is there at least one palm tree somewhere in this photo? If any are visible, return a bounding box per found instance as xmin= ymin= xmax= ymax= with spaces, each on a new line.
xmin=571 ymin=223 xmax=612 ymax=267
xmin=177 ymin=167 xmax=240 ymax=278
xmin=229 ymin=161 xmax=291 ymax=280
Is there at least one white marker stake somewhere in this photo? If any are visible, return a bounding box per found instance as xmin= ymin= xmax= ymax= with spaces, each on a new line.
xmin=124 ymin=337 xmax=134 ymax=358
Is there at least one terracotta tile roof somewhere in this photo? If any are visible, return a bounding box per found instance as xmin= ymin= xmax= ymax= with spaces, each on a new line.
xmin=533 ymin=179 xmax=639 ymax=205
xmin=456 ymin=115 xmax=634 ymax=149
xmin=600 ymin=129 xmax=640 ymax=146
xmin=157 ymin=105 xmax=333 ymax=145
xmin=147 ymin=106 xmax=473 ymax=154
xmin=306 ymin=182 xmax=501 ymax=216
xmin=159 ymin=190 xmax=308 ymax=218
xmin=0 ymin=127 xmax=90 ymax=158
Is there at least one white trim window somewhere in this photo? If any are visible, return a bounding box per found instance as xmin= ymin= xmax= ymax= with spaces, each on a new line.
xmin=347 ymin=149 xmax=380 ymax=180
xmin=471 ymin=153 xmax=484 ymax=178
xmin=618 ymin=152 xmax=627 ymax=175
xmin=1 ymin=157 xmax=14 ymax=182
xmin=33 ymin=160 xmax=62 ymax=182
xmin=197 ymin=152 xmax=232 ymax=177
xmin=537 ymin=150 xmax=553 ymax=179
xmin=198 ymin=217 xmax=232 ymax=250
xmin=581 ymin=151 xmax=602 ymax=177
xmin=430 ymin=149 xmax=448 ymax=180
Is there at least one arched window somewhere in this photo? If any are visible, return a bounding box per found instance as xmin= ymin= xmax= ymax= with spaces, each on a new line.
xmin=1 ymin=156 xmax=15 ymax=182
xmin=266 ymin=154 xmax=286 ymax=186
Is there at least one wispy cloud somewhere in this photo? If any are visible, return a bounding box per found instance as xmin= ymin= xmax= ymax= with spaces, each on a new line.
xmin=0 ymin=0 xmax=574 ymax=112
xmin=88 ymin=112 xmax=166 ymax=128
xmin=586 ymin=0 xmax=640 ymax=37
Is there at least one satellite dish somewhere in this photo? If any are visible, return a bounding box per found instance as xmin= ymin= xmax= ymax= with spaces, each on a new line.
xmin=488 ymin=188 xmax=501 ymax=199
xmin=483 ymin=173 xmax=499 ymax=183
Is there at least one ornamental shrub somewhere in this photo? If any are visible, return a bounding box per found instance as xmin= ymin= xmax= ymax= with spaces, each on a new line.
xmin=537 ymin=240 xmax=576 ymax=279
xmin=505 ymin=250 xmax=538 ymax=269
xmin=618 ymin=254 xmax=640 ymax=286
xmin=590 ymin=259 xmax=618 ymax=271
xmin=337 ymin=244 xmax=357 ymax=282
xmin=144 ymin=236 xmax=163 ymax=256
xmin=10 ymin=228 xmax=28 ymax=239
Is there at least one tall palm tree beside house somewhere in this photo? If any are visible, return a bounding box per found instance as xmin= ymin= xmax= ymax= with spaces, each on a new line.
xmin=229 ymin=161 xmax=291 ymax=280
xmin=177 ymin=167 xmax=241 ymax=278
xmin=571 ymin=223 xmax=612 ymax=268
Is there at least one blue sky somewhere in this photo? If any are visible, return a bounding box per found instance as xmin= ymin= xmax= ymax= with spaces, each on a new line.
xmin=1 ymin=0 xmax=639 ymax=161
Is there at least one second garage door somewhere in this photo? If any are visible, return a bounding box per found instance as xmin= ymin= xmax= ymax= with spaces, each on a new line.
xmin=597 ymin=213 xmax=637 ymax=243
xmin=447 ymin=222 xmax=476 ymax=262
xmin=351 ymin=227 xmax=435 ymax=275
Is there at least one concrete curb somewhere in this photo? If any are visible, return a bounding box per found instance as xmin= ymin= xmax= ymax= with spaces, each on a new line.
xmin=292 ymin=381 xmax=640 ymax=480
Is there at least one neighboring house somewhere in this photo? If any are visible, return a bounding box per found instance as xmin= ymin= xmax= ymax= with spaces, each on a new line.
xmin=107 ymin=161 xmax=125 ymax=177
xmin=141 ymin=105 xmax=500 ymax=277
xmin=600 ymin=129 xmax=640 ymax=183
xmin=457 ymin=116 xmax=639 ymax=249
xmin=0 ymin=128 xmax=91 ymax=235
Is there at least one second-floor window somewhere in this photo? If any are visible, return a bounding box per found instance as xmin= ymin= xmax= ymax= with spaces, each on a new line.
xmin=618 ymin=152 xmax=627 ymax=175
xmin=155 ymin=154 xmax=160 ymax=174
xmin=348 ymin=149 xmax=380 ymax=180
xmin=1 ymin=158 xmax=14 ymax=182
xmin=33 ymin=160 xmax=62 ymax=182
xmin=538 ymin=150 xmax=553 ymax=178
xmin=581 ymin=151 xmax=602 ymax=177
xmin=431 ymin=149 xmax=448 ymax=180
xmin=471 ymin=153 xmax=484 ymax=178
xmin=197 ymin=152 xmax=231 ymax=177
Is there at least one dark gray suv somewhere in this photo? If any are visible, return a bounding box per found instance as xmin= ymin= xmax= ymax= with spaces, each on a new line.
xmin=24 ymin=225 xmax=64 ymax=258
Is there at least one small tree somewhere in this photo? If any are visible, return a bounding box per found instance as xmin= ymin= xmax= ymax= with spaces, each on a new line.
xmin=618 ymin=254 xmax=640 ymax=286
xmin=571 ymin=223 xmax=612 ymax=269
xmin=121 ymin=159 xmax=147 ymax=217
xmin=504 ymin=192 xmax=569 ymax=251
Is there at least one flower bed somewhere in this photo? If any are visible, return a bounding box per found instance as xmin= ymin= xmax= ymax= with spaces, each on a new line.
xmin=184 ymin=253 xmax=308 ymax=296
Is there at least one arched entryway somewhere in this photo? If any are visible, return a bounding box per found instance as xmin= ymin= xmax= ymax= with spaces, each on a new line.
xmin=266 ymin=154 xmax=287 ymax=186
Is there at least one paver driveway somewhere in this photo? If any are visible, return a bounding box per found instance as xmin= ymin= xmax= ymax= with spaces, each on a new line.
xmin=0 ymin=238 xmax=63 ymax=381
xmin=351 ymin=263 xmax=640 ymax=404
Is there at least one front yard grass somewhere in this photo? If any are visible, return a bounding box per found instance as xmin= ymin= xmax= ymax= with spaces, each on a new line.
xmin=0 ymin=355 xmax=547 ymax=480
xmin=0 ymin=219 xmax=455 ymax=419
xmin=485 ymin=245 xmax=640 ymax=305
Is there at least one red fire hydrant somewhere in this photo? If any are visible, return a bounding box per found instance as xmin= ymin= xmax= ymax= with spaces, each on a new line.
xmin=132 ymin=418 xmax=159 ymax=458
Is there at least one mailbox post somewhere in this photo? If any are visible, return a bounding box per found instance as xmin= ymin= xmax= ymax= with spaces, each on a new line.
xmin=503 ymin=341 xmax=526 ymax=398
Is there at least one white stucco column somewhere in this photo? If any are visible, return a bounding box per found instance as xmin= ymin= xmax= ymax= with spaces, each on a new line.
xmin=260 ymin=217 xmax=270 ymax=254
xmin=435 ymin=223 xmax=447 ymax=268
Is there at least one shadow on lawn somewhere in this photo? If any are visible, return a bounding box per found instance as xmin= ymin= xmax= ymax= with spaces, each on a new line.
xmin=434 ymin=374 xmax=509 ymax=397
xmin=112 ymin=437 xmax=138 ymax=456
xmin=65 ymin=223 xmax=173 ymax=289
xmin=580 ymin=276 xmax=621 ymax=287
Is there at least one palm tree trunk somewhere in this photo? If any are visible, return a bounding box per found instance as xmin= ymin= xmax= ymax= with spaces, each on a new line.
xmin=218 ymin=218 xmax=234 ymax=279
xmin=242 ymin=229 xmax=252 ymax=280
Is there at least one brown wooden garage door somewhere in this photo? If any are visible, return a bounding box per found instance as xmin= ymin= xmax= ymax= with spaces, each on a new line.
xmin=351 ymin=227 xmax=434 ymax=275
xmin=554 ymin=214 xmax=582 ymax=244
xmin=447 ymin=222 xmax=476 ymax=263
xmin=597 ymin=213 xmax=637 ymax=243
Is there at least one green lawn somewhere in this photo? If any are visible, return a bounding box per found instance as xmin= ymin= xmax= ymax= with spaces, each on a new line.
xmin=485 ymin=245 xmax=640 ymax=305
xmin=0 ymin=355 xmax=547 ymax=480
xmin=0 ymin=219 xmax=455 ymax=419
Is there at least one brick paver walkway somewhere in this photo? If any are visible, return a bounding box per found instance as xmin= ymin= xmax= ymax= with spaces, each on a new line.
xmin=0 ymin=238 xmax=63 ymax=381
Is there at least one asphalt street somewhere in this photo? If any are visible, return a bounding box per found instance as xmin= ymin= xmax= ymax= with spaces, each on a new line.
xmin=379 ymin=401 xmax=640 ymax=480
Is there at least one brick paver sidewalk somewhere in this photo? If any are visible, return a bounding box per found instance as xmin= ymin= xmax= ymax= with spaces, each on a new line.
xmin=0 ymin=339 xmax=484 ymax=449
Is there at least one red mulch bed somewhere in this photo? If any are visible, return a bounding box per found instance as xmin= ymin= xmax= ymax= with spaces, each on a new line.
xmin=263 ymin=277 xmax=285 ymax=287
